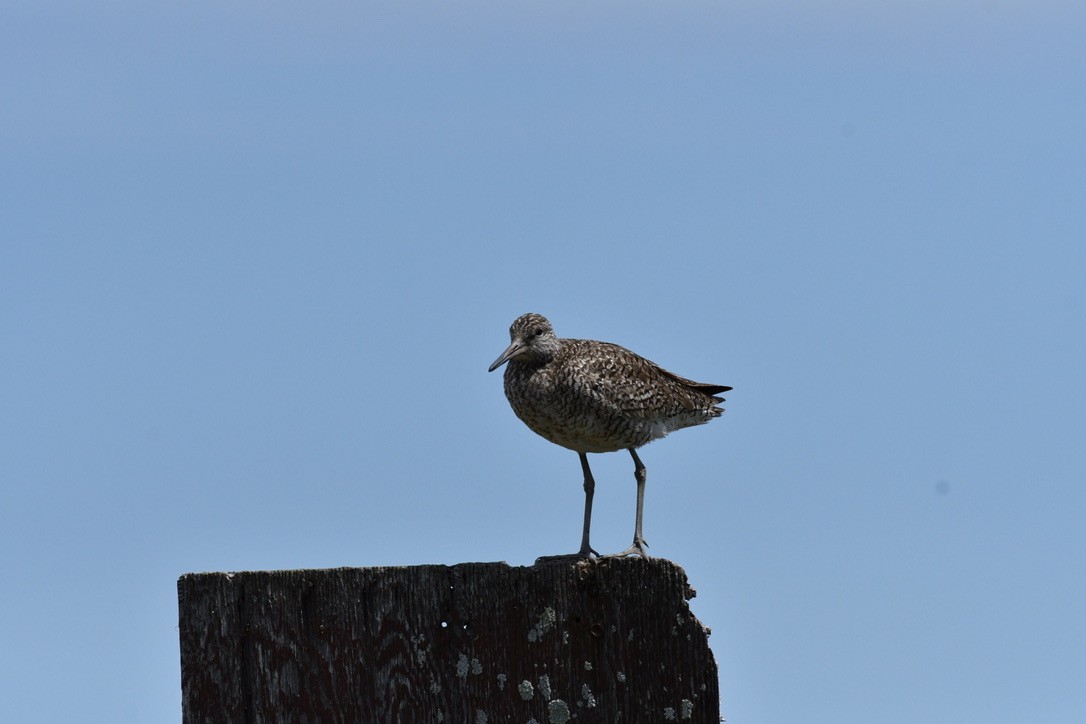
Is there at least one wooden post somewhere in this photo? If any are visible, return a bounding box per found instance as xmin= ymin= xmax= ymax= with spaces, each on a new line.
xmin=178 ymin=558 xmax=720 ymax=723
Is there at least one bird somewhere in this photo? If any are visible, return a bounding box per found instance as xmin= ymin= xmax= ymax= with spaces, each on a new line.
xmin=488 ymin=313 xmax=730 ymax=559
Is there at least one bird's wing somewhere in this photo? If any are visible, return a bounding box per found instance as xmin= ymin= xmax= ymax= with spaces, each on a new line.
xmin=654 ymin=366 xmax=733 ymax=396
xmin=582 ymin=342 xmax=728 ymax=417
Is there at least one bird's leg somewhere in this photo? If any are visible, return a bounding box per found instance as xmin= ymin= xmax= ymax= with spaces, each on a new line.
xmin=630 ymin=448 xmax=649 ymax=553
xmin=535 ymin=452 xmax=600 ymax=564
xmin=576 ymin=452 xmax=600 ymax=558
xmin=606 ymin=448 xmax=651 ymax=558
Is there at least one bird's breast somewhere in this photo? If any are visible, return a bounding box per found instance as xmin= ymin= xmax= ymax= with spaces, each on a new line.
xmin=502 ymin=361 xmax=657 ymax=453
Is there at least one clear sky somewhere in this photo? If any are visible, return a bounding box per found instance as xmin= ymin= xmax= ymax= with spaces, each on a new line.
xmin=2 ymin=2 xmax=1084 ymax=722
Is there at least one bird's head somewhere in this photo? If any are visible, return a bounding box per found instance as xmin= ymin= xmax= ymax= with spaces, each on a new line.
xmin=488 ymin=313 xmax=560 ymax=371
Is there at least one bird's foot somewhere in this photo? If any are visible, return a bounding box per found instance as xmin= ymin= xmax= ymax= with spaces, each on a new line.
xmin=603 ymin=538 xmax=651 ymax=559
xmin=535 ymin=545 xmax=599 ymax=565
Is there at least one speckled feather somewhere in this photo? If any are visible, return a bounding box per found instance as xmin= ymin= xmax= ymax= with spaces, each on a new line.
xmin=494 ymin=313 xmax=730 ymax=454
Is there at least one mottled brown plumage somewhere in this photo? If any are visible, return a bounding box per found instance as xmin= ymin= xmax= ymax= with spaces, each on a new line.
xmin=488 ymin=313 xmax=731 ymax=559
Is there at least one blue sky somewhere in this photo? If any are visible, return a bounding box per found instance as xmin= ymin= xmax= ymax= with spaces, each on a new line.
xmin=2 ymin=2 xmax=1084 ymax=721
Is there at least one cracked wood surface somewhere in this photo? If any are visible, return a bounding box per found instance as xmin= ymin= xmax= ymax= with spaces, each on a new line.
xmin=178 ymin=558 xmax=719 ymax=723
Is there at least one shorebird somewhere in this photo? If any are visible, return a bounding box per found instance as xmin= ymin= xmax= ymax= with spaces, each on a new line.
xmin=488 ymin=313 xmax=730 ymax=559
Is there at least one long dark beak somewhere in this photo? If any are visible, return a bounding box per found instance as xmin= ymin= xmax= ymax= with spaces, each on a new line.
xmin=488 ymin=340 xmax=524 ymax=372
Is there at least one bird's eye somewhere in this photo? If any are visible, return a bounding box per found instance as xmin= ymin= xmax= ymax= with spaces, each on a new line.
xmin=533 ymin=327 xmax=544 ymax=337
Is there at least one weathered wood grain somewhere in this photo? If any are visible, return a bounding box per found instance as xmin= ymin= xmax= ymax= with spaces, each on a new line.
xmin=178 ymin=558 xmax=719 ymax=723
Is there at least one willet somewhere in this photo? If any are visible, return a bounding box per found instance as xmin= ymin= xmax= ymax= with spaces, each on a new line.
xmin=489 ymin=313 xmax=730 ymax=558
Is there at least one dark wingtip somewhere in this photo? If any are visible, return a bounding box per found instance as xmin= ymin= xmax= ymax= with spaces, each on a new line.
xmin=698 ymin=384 xmax=732 ymax=395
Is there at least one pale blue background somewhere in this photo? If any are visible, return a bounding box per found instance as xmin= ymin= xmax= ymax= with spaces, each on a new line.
xmin=3 ymin=2 xmax=1084 ymax=722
